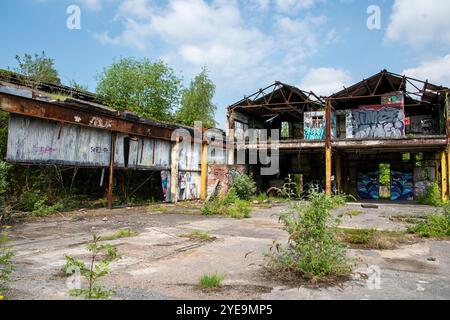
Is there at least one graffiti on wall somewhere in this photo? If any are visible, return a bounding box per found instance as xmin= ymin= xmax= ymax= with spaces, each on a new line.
xmin=408 ymin=116 xmax=439 ymax=135
xmin=161 ymin=170 xmax=171 ymax=202
xmin=207 ymin=165 xmax=245 ymax=198
xmin=303 ymin=112 xmax=337 ymax=140
xmin=346 ymin=105 xmax=405 ymax=139
xmin=178 ymin=172 xmax=200 ymax=201
xmin=357 ymin=171 xmax=380 ymax=200
xmin=391 ymin=171 xmax=414 ymax=201
xmin=413 ymin=167 xmax=435 ymax=199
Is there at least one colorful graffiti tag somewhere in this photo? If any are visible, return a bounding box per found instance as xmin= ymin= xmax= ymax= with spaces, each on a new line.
xmin=161 ymin=170 xmax=171 ymax=202
xmin=391 ymin=171 xmax=414 ymax=201
xmin=303 ymin=111 xmax=337 ymax=140
xmin=357 ymin=171 xmax=380 ymax=200
xmin=347 ymin=106 xmax=405 ymax=139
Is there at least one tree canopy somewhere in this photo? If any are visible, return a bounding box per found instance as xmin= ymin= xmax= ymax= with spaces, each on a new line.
xmin=175 ymin=67 xmax=217 ymax=128
xmin=14 ymin=51 xmax=61 ymax=85
xmin=96 ymin=58 xmax=182 ymax=122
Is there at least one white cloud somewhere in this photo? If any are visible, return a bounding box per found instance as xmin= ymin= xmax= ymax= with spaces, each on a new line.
xmin=402 ymin=55 xmax=450 ymax=87
xmin=299 ymin=67 xmax=353 ymax=96
xmin=274 ymin=0 xmax=320 ymax=13
xmin=386 ymin=0 xmax=450 ymax=47
xmin=94 ymin=0 xmax=331 ymax=93
xmin=79 ymin=0 xmax=104 ymax=11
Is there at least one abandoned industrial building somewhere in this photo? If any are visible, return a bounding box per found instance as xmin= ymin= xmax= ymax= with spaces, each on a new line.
xmin=228 ymin=70 xmax=450 ymax=202
xmin=1 ymin=69 xmax=449 ymax=205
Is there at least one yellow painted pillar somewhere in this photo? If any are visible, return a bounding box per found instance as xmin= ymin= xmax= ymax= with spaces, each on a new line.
xmin=325 ymin=99 xmax=332 ymax=196
xmin=447 ymin=148 xmax=450 ymax=195
xmin=201 ymin=142 xmax=208 ymax=201
xmin=326 ymin=147 xmax=332 ymax=195
xmin=441 ymin=150 xmax=448 ymax=202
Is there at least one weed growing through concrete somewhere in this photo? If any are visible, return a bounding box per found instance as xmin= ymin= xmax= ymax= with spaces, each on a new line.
xmin=267 ymin=189 xmax=352 ymax=282
xmin=408 ymin=208 xmax=450 ymax=238
xmin=101 ymin=229 xmax=138 ymax=241
xmin=180 ymin=230 xmax=213 ymax=242
xmin=201 ymin=189 xmax=252 ymax=219
xmin=198 ymin=273 xmax=225 ymax=290
xmin=0 ymin=226 xmax=14 ymax=300
xmin=62 ymin=235 xmax=119 ymax=300
xmin=338 ymin=228 xmax=417 ymax=250
xmin=148 ymin=205 xmax=169 ymax=213
xmin=346 ymin=210 xmax=363 ymax=217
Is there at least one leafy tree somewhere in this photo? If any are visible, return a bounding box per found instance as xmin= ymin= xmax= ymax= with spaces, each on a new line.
xmin=175 ymin=67 xmax=217 ymax=128
xmin=14 ymin=51 xmax=61 ymax=85
xmin=96 ymin=58 xmax=181 ymax=122
xmin=69 ymin=80 xmax=89 ymax=92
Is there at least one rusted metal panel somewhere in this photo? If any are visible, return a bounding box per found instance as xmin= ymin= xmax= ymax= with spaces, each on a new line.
xmin=7 ymin=114 xmax=111 ymax=167
xmin=0 ymin=92 xmax=173 ymax=141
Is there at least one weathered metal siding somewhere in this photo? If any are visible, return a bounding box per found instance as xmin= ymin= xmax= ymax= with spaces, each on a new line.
xmin=178 ymin=141 xmax=201 ymax=200
xmin=114 ymin=134 xmax=171 ymax=170
xmin=7 ymin=114 xmax=111 ymax=167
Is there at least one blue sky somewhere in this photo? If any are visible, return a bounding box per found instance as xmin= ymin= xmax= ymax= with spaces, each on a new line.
xmin=1 ymin=0 xmax=449 ymax=128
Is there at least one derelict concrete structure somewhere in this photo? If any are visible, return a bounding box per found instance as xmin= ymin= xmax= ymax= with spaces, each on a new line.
xmin=228 ymin=70 xmax=449 ymax=202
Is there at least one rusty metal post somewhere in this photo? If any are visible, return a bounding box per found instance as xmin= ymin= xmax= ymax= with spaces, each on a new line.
xmin=325 ymin=99 xmax=332 ymax=196
xmin=108 ymin=132 xmax=117 ymax=209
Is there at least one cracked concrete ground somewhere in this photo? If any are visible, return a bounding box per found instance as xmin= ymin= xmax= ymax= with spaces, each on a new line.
xmin=6 ymin=201 xmax=450 ymax=300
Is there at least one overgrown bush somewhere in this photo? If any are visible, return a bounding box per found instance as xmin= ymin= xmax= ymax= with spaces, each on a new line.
xmin=0 ymin=227 xmax=14 ymax=299
xmin=408 ymin=208 xmax=450 ymax=238
xmin=419 ymin=182 xmax=442 ymax=207
xmin=267 ymin=189 xmax=352 ymax=282
xmin=201 ymin=189 xmax=252 ymax=219
xmin=230 ymin=174 xmax=256 ymax=200
xmin=228 ymin=200 xmax=252 ymax=219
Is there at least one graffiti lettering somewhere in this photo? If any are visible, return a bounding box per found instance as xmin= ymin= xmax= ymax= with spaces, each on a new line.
xmin=350 ymin=107 xmax=405 ymax=139
xmin=90 ymin=146 xmax=109 ymax=154
xmin=33 ymin=146 xmax=57 ymax=154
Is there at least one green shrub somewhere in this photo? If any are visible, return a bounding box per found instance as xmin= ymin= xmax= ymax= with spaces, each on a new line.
xmin=419 ymin=182 xmax=442 ymax=206
xmin=198 ymin=273 xmax=225 ymax=289
xmin=31 ymin=199 xmax=63 ymax=217
xmin=201 ymin=192 xmax=252 ymax=219
xmin=268 ymin=189 xmax=352 ymax=281
xmin=0 ymin=227 xmax=14 ymax=299
xmin=228 ymin=200 xmax=252 ymax=219
xmin=230 ymin=174 xmax=256 ymax=200
xmin=408 ymin=210 xmax=450 ymax=238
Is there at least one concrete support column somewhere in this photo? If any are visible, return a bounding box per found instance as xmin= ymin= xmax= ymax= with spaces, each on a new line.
xmin=201 ymin=142 xmax=208 ymax=201
xmin=170 ymin=139 xmax=180 ymax=203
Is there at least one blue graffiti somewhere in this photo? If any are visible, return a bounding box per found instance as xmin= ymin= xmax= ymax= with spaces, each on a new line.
xmin=304 ymin=128 xmax=325 ymax=140
xmin=391 ymin=171 xmax=414 ymax=201
xmin=357 ymin=171 xmax=380 ymax=200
